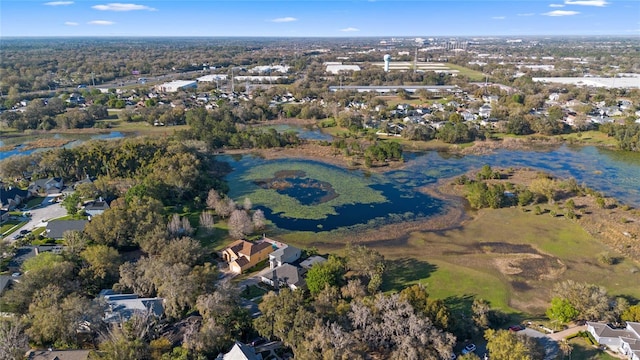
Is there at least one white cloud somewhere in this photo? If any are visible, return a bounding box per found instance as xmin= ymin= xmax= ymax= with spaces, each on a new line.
xmin=92 ymin=3 xmax=156 ymax=11
xmin=270 ymin=17 xmax=297 ymax=23
xmin=340 ymin=27 xmax=360 ymax=32
xmin=517 ymin=13 xmax=535 ymax=16
xmin=492 ymin=16 xmax=506 ymax=20
xmin=64 ymin=21 xmax=79 ymax=26
xmin=564 ymin=0 xmax=608 ymax=6
xmin=543 ymin=10 xmax=580 ymax=16
xmin=549 ymin=4 xmax=565 ymax=7
xmin=44 ymin=1 xmax=73 ymax=5
xmin=88 ymin=20 xmax=115 ymax=25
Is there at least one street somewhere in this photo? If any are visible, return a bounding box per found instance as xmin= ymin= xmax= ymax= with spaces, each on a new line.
xmin=2 ymin=196 xmax=66 ymax=243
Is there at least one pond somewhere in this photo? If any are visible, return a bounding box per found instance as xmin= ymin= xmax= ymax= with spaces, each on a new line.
xmin=221 ymin=145 xmax=640 ymax=232
xmin=255 ymin=124 xmax=334 ymax=141
xmin=0 ymin=131 xmax=125 ymax=161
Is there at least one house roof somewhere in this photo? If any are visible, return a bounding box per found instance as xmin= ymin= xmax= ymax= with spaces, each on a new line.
xmin=269 ymin=245 xmax=300 ymax=262
xmin=0 ymin=275 xmax=12 ymax=296
xmin=84 ymin=201 xmax=110 ymax=211
xmin=222 ymin=341 xmax=263 ymax=360
xmin=103 ymin=293 xmax=164 ymax=323
xmin=299 ymin=255 xmax=327 ymax=269
xmin=226 ymin=240 xmax=273 ymax=258
xmin=232 ymin=257 xmax=250 ymax=269
xmin=262 ymin=264 xmax=305 ymax=288
xmin=7 ymin=245 xmax=63 ymax=270
xmin=46 ymin=220 xmax=88 ymax=239
xmin=0 ymin=187 xmax=28 ymax=204
xmin=28 ymin=349 xmax=90 ymax=360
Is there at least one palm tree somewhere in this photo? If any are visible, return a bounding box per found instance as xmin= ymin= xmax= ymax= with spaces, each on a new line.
xmin=559 ymin=340 xmax=573 ymax=360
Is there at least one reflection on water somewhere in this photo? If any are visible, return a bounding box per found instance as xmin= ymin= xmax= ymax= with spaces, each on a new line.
xmin=0 ymin=132 xmax=125 ymax=161
xmin=256 ymin=124 xmax=334 ymax=141
xmin=223 ymin=145 xmax=640 ymax=232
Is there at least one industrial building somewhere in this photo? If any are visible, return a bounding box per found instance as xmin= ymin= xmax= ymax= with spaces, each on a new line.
xmin=156 ymin=80 xmax=197 ymax=93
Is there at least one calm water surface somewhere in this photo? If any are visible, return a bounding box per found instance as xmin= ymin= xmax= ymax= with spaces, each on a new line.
xmin=223 ymin=145 xmax=640 ymax=232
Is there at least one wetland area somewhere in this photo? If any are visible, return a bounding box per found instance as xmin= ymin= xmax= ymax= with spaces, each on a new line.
xmin=221 ymin=136 xmax=640 ymax=313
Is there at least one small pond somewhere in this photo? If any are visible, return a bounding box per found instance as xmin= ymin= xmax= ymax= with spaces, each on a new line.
xmin=221 ymin=145 xmax=640 ymax=232
xmin=0 ymin=131 xmax=125 ymax=161
xmin=255 ymin=124 xmax=333 ymax=141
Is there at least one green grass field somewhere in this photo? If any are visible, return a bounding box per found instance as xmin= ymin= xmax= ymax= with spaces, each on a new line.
xmin=279 ymin=206 xmax=640 ymax=315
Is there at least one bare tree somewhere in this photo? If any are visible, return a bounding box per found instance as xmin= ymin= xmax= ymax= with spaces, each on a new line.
xmin=0 ymin=319 xmax=29 ymax=360
xmin=243 ymin=197 xmax=252 ymax=211
xmin=206 ymin=189 xmax=221 ymax=210
xmin=252 ymin=209 xmax=266 ymax=231
xmin=199 ymin=211 xmax=215 ymax=233
xmin=228 ymin=209 xmax=254 ymax=239
xmin=167 ymin=214 xmax=193 ymax=238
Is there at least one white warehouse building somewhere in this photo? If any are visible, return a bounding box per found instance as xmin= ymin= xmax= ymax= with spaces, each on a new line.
xmin=156 ymin=80 xmax=197 ymax=93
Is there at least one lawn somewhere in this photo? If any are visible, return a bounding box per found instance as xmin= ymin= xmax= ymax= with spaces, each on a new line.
xmin=442 ymin=64 xmax=485 ymax=81
xmin=25 ymin=196 xmax=45 ymax=208
xmin=1 ymin=220 xmax=27 ymax=236
xmin=241 ymin=284 xmax=269 ymax=300
xmin=567 ymin=338 xmax=619 ymax=360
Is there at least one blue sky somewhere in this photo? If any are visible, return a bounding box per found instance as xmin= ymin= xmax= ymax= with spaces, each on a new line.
xmin=1 ymin=0 xmax=638 ymax=37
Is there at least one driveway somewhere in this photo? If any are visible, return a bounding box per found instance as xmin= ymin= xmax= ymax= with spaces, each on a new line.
xmin=3 ymin=200 xmax=66 ymax=242
xmin=547 ymin=325 xmax=586 ymax=341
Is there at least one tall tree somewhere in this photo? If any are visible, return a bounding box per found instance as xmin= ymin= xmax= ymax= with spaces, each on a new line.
xmin=0 ymin=319 xmax=29 ymax=360
xmin=228 ymin=209 xmax=253 ymax=239
xmin=485 ymin=329 xmax=544 ymax=360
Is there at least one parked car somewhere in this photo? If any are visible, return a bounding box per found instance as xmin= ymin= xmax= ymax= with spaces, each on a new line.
xmin=461 ymin=344 xmax=476 ymax=354
xmin=250 ymin=337 xmax=267 ymax=347
xmin=509 ymin=325 xmax=524 ymax=332
xmin=20 ymin=229 xmax=30 ymax=235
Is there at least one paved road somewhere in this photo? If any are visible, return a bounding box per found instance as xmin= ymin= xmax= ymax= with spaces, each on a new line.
xmin=547 ymin=325 xmax=586 ymax=341
xmin=3 ymin=197 xmax=66 ymax=242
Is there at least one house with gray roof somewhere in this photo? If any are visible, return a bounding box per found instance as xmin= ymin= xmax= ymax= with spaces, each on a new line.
xmin=30 ymin=177 xmax=64 ymax=195
xmin=261 ymin=263 xmax=306 ymax=290
xmin=1 ymin=186 xmax=29 ymax=210
xmin=269 ymin=245 xmax=301 ymax=269
xmin=217 ymin=341 xmax=263 ymax=360
xmin=83 ymin=199 xmax=110 ymax=216
xmin=587 ymin=321 xmax=640 ymax=360
xmin=27 ymin=349 xmax=90 ymax=360
xmin=102 ymin=292 xmax=164 ymax=324
xmin=46 ymin=219 xmax=88 ymax=239
xmin=8 ymin=245 xmax=64 ymax=272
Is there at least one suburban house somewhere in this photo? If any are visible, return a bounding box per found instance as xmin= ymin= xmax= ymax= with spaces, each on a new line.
xmin=29 ymin=177 xmax=64 ymax=195
xmin=269 ymin=244 xmax=301 ymax=270
xmin=221 ymin=240 xmax=274 ymax=274
xmin=0 ymin=186 xmax=29 ymax=210
xmin=8 ymin=245 xmax=64 ymax=273
xmin=0 ymin=275 xmax=12 ymax=297
xmin=299 ymin=255 xmax=327 ymax=270
xmin=216 ymin=341 xmax=263 ymax=360
xmin=0 ymin=209 xmax=10 ymax=223
xmin=26 ymin=349 xmax=90 ymax=360
xmin=479 ymin=104 xmax=492 ymax=118
xmin=587 ymin=321 xmax=640 ymax=360
xmin=83 ymin=199 xmax=110 ymax=216
xmin=101 ymin=290 xmax=165 ymax=324
xmin=46 ymin=219 xmax=88 ymax=239
xmin=260 ymin=263 xmax=306 ymax=290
